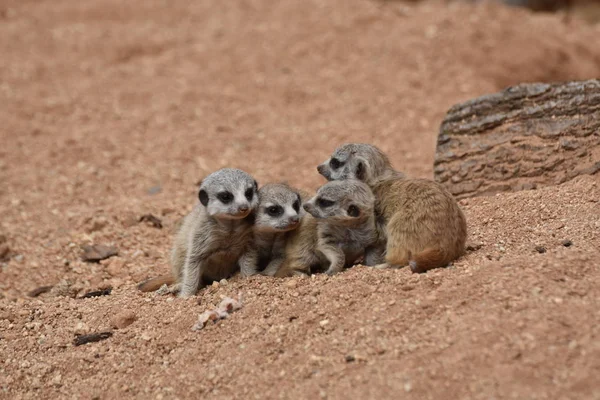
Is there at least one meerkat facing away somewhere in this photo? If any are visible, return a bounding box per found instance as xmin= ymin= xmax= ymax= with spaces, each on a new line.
xmin=317 ymin=143 xmax=467 ymax=273
xmin=137 ymin=168 xmax=259 ymax=297
xmin=277 ymin=180 xmax=378 ymax=276
xmin=238 ymin=183 xmax=305 ymax=277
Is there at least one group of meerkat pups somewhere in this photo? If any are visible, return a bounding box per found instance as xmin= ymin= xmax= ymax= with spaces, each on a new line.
xmin=138 ymin=143 xmax=467 ymax=297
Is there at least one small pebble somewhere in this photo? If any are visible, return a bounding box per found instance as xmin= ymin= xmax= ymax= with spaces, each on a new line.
xmin=285 ymin=280 xmax=297 ymax=289
xmin=106 ymin=258 xmax=127 ymax=277
xmin=535 ymin=246 xmax=546 ymax=254
xmin=51 ymin=374 xmax=62 ymax=386
xmin=111 ymin=311 xmax=137 ymax=329
xmin=561 ymin=239 xmax=572 ymax=247
xmin=81 ymin=244 xmax=118 ymax=263
xmin=147 ymin=185 xmax=162 ymax=195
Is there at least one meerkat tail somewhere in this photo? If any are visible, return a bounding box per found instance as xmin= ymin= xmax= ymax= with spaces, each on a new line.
xmin=407 ymin=248 xmax=447 ymax=274
xmin=137 ymin=274 xmax=175 ymax=292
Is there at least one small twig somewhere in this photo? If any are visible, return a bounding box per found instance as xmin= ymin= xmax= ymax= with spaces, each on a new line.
xmin=80 ymin=288 xmax=112 ymax=299
xmin=73 ymin=332 xmax=113 ymax=346
xmin=27 ymin=286 xmax=53 ymax=297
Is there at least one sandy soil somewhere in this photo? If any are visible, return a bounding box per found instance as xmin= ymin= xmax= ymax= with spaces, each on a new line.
xmin=1 ymin=0 xmax=599 ymax=399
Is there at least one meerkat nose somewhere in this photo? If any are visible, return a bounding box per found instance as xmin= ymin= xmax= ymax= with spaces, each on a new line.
xmin=302 ymin=203 xmax=310 ymax=212
xmin=317 ymin=164 xmax=324 ymax=174
xmin=238 ymin=204 xmax=249 ymax=212
xmin=290 ymin=216 xmax=299 ymax=224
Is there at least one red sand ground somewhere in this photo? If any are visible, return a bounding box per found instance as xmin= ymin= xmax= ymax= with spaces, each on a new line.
xmin=1 ymin=0 xmax=599 ymax=399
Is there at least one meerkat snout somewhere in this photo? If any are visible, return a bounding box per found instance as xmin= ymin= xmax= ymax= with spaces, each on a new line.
xmin=317 ymin=163 xmax=330 ymax=179
xmin=302 ymin=201 xmax=315 ymax=215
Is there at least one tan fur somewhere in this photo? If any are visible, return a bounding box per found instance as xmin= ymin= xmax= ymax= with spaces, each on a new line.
xmin=318 ymin=143 xmax=467 ymax=273
xmin=274 ymin=214 xmax=324 ymax=277
xmin=372 ymin=176 xmax=467 ymax=272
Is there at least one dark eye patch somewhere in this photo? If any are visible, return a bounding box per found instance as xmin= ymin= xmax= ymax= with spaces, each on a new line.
xmin=292 ymin=196 xmax=300 ymax=212
xmin=199 ymin=189 xmax=209 ymax=206
xmin=266 ymin=205 xmax=284 ymax=217
xmin=245 ymin=187 xmax=254 ymax=201
xmin=347 ymin=205 xmax=360 ymax=217
xmin=217 ymin=191 xmax=234 ymax=204
xmin=329 ymin=158 xmax=343 ymax=170
xmin=317 ymin=198 xmax=335 ymax=208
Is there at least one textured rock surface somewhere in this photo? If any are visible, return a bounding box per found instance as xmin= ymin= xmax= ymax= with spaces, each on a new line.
xmin=434 ymin=79 xmax=600 ymax=199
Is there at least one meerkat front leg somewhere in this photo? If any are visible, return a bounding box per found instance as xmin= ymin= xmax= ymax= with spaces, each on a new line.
xmin=179 ymin=240 xmax=211 ymax=297
xmin=239 ymin=247 xmax=260 ymax=277
xmin=179 ymin=255 xmax=203 ymax=298
xmin=318 ymin=243 xmax=345 ymax=276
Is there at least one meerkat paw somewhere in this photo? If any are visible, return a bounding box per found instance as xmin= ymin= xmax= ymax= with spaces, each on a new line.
xmin=178 ymin=287 xmax=196 ymax=298
xmin=156 ymin=283 xmax=180 ymax=296
xmin=324 ymin=267 xmax=342 ymax=276
xmin=372 ymin=263 xmax=391 ymax=269
xmin=167 ymin=283 xmax=181 ymax=294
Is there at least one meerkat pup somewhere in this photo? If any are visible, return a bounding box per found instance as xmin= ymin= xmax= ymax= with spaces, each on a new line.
xmin=276 ymin=180 xmax=378 ymax=276
xmin=238 ymin=183 xmax=305 ymax=277
xmin=273 ymin=213 xmax=321 ymax=278
xmin=317 ymin=143 xmax=467 ymax=273
xmin=138 ymin=168 xmax=259 ymax=297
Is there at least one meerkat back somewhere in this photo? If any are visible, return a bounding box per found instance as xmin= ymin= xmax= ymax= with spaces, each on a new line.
xmin=373 ymin=177 xmax=467 ymax=272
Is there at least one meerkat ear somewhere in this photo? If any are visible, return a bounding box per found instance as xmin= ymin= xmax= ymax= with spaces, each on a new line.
xmin=347 ymin=205 xmax=360 ymax=218
xmin=253 ymin=180 xmax=258 ymax=191
xmin=199 ymin=189 xmax=209 ymax=206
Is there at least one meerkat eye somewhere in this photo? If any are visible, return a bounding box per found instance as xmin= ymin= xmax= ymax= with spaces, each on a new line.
xmin=317 ymin=198 xmax=334 ymax=208
xmin=217 ymin=191 xmax=234 ymax=204
xmin=244 ymin=187 xmax=254 ymax=201
xmin=347 ymin=205 xmax=360 ymax=217
xmin=329 ymin=158 xmax=343 ymax=170
xmin=266 ymin=205 xmax=283 ymax=217
xmin=292 ymin=199 xmax=300 ymax=213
